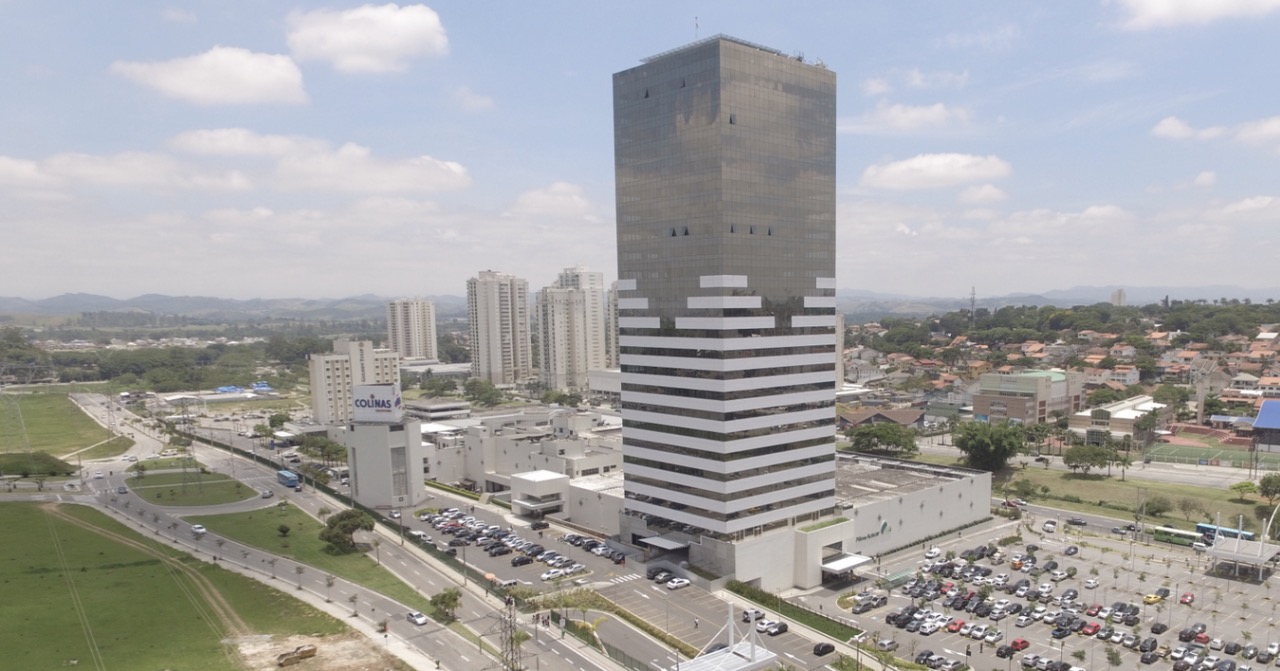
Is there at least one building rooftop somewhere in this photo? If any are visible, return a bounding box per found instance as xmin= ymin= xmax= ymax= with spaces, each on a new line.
xmin=513 ymin=469 xmax=568 ymax=483
xmin=833 ymin=455 xmax=980 ymax=508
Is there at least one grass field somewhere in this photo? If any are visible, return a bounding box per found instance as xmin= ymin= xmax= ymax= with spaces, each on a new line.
xmin=1 ymin=503 xmax=345 ymax=671
xmin=0 ymin=393 xmax=113 ymax=456
xmin=188 ymin=506 xmax=438 ymax=616
xmin=129 ymin=456 xmax=202 ymax=471
xmin=127 ymin=472 xmax=258 ymax=506
xmin=1147 ymin=442 xmax=1280 ymax=469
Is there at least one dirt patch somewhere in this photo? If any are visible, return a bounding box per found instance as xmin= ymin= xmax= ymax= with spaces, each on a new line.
xmin=233 ymin=633 xmax=412 ymax=671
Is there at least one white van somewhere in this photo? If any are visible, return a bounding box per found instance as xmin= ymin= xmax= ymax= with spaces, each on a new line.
xmin=1042 ymin=520 xmax=1057 ymax=533
xmin=1050 ymin=570 xmax=1068 ymax=582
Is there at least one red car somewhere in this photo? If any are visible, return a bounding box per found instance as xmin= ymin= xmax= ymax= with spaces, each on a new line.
xmin=1081 ymin=622 xmax=1100 ymax=636
xmin=940 ymin=582 xmax=956 ymax=594
xmin=1195 ymin=633 xmax=1211 ymax=644
xmin=1181 ymin=593 xmax=1195 ymax=605
xmin=1011 ymin=638 xmax=1030 ymax=651
xmin=1086 ymin=604 xmax=1102 ymax=616
xmin=948 ymin=619 xmax=965 ymax=633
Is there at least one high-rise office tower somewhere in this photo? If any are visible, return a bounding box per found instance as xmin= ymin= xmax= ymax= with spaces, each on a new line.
xmin=386 ymin=298 xmax=438 ymax=361
xmin=308 ymin=339 xmax=401 ymax=426
xmin=614 ymin=36 xmax=839 ymax=542
xmin=467 ymin=270 xmax=533 ymax=385
xmin=605 ymin=280 xmax=620 ymax=368
xmin=537 ymin=266 xmax=607 ymax=392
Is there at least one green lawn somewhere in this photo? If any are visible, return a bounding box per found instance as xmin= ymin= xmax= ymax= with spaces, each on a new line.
xmin=0 ymin=393 xmax=112 ymax=456
xmin=129 ymin=456 xmax=202 ymax=471
xmin=128 ymin=472 xmax=258 ymax=506
xmin=73 ymin=435 xmax=136 ymax=461
xmin=188 ymin=506 xmax=438 ymax=616
xmin=1 ymin=503 xmax=346 ymax=671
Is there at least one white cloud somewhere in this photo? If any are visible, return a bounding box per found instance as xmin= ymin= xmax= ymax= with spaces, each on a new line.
xmin=903 ymin=68 xmax=969 ymax=89
xmin=111 ymin=47 xmax=306 ymax=105
xmin=1221 ymin=195 xmax=1274 ymax=214
xmin=286 ymin=3 xmax=448 ymax=73
xmin=0 ymin=156 xmax=60 ymax=189
xmin=42 ymin=152 xmax=251 ymax=190
xmin=1193 ymin=171 xmax=1217 ymax=187
xmin=161 ymin=8 xmax=196 ymax=23
xmin=958 ymin=184 xmax=1008 ymax=204
xmin=840 ymin=101 xmax=970 ymax=134
xmin=938 ymin=24 xmax=1021 ymax=51
xmin=860 ymin=77 xmax=891 ymax=96
xmin=453 ymin=86 xmax=494 ymax=111
xmin=860 ymin=153 xmax=1011 ymax=190
xmin=1116 ymin=0 xmax=1280 ymax=29
xmin=1236 ymin=115 xmax=1280 ymax=145
xmin=1150 ymin=116 xmax=1225 ymax=140
xmin=169 ymin=128 xmax=326 ymax=157
xmin=504 ymin=182 xmax=595 ymax=219
xmin=275 ymin=142 xmax=468 ymax=193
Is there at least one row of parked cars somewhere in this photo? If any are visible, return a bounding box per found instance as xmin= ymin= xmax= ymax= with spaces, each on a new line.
xmin=645 ymin=567 xmax=690 ymax=590
xmin=559 ymin=534 xmax=625 ymax=564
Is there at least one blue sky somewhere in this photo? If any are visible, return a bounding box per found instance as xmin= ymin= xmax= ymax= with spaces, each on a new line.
xmin=3 ymin=1 xmax=1279 ymax=301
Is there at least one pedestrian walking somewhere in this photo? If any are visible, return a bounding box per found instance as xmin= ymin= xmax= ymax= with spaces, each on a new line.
xmin=694 ymin=617 xmax=699 ymax=629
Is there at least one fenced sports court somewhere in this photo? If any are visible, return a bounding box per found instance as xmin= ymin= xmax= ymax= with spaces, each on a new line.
xmin=1144 ymin=423 xmax=1279 ymax=470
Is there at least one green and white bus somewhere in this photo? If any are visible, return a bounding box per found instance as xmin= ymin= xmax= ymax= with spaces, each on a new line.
xmin=1152 ymin=526 xmax=1201 ymax=547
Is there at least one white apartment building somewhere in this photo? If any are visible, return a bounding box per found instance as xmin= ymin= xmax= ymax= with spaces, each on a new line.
xmin=606 ymin=280 xmax=620 ymax=368
xmin=467 ymin=270 xmax=533 ymax=386
xmin=308 ymin=340 xmax=400 ymax=426
xmin=537 ymin=266 xmax=607 ymax=392
xmin=386 ymin=298 xmax=438 ymax=361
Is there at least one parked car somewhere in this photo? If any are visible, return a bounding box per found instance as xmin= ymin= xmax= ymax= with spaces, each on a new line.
xmin=743 ymin=608 xmax=766 ymax=622
xmin=530 ymin=520 xmax=550 ymax=530
xmin=407 ymin=611 xmax=428 ymax=625
xmin=666 ymin=578 xmax=691 ymax=590
xmin=767 ymin=622 xmax=788 ymax=636
xmin=511 ymin=555 xmax=533 ymax=567
xmin=814 ymin=642 xmax=835 ymax=656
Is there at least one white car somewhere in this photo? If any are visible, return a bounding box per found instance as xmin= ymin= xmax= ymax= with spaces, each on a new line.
xmin=191 ymin=524 xmax=207 ymax=535
xmin=666 ymin=578 xmax=690 ymax=590
xmin=407 ymin=611 xmax=428 ymax=625
xmin=1269 ymin=642 xmax=1280 ymax=656
xmin=1015 ymin=615 xmax=1033 ymax=628
xmin=540 ymin=569 xmax=564 ymax=581
xmin=925 ymin=547 xmax=941 ymax=559
xmin=757 ymin=619 xmax=776 ymax=633
xmin=94 ymin=471 xmax=105 ymax=479
xmin=1084 ymin=578 xmax=1099 ymax=589
xmin=984 ymin=630 xmax=1003 ymax=644
xmin=969 ymin=624 xmax=988 ymax=640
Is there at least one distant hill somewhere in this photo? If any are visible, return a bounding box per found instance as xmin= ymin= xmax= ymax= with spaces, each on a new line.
xmin=0 ymin=293 xmax=468 ymax=321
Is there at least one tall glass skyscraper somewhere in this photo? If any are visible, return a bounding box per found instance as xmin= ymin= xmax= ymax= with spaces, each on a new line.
xmin=614 ymin=36 xmax=838 ymax=543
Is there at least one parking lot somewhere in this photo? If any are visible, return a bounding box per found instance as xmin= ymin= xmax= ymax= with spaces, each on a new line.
xmin=837 ymin=517 xmax=1280 ymax=670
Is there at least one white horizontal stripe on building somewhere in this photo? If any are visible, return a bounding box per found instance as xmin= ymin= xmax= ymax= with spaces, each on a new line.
xmin=622 ymin=440 xmax=839 ymax=476
xmin=618 ymin=317 xmax=660 ymax=329
xmin=791 ymin=315 xmax=838 ymax=328
xmin=616 ymin=297 xmax=649 ymax=310
xmin=686 ymin=295 xmax=762 ymax=309
xmin=623 ymin=389 xmax=835 ymax=414
xmin=625 ymin=460 xmax=836 ymax=495
xmin=626 ymin=478 xmax=835 ymax=516
xmin=616 ymin=279 xmax=637 ymax=291
xmin=623 ymin=406 xmax=834 ymax=435
xmin=816 ymin=277 xmax=836 ymax=289
xmin=675 ymin=316 xmax=775 ymax=330
xmin=620 ymin=352 xmax=834 ymax=372
xmin=700 ymin=275 xmax=749 ymax=288
xmin=620 ymin=333 xmax=834 ymax=351
xmin=624 ymin=426 xmax=836 ymax=458
xmin=623 ymin=496 xmax=833 ymax=536
xmin=803 ymin=296 xmax=837 ymax=309
xmin=622 ymin=371 xmax=835 ymax=393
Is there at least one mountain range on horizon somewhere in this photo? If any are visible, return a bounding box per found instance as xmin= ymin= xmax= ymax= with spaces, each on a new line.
xmin=2 ymin=285 xmax=1278 ymax=323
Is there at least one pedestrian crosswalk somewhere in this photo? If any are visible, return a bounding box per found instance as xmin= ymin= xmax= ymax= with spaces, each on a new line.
xmin=610 ymin=573 xmax=642 ymax=584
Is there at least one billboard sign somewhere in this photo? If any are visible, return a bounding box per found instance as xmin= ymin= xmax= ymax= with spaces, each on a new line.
xmin=352 ymin=383 xmax=403 ymax=423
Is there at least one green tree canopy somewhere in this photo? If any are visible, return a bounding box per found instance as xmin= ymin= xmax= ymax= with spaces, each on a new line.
xmin=430 ymin=587 xmax=462 ymax=622
xmin=319 ymin=509 xmax=374 ymax=553
xmin=845 ymin=423 xmax=918 ymax=456
xmin=1260 ymin=473 xmax=1280 ymax=505
xmin=463 ymin=378 xmax=504 ymax=406
xmin=953 ymin=421 xmax=1025 ymax=472
xmin=1063 ymin=444 xmax=1111 ymax=473
xmin=1230 ymin=480 xmax=1258 ymax=502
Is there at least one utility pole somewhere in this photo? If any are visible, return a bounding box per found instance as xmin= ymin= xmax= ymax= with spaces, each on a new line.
xmin=483 ymin=595 xmax=525 ymax=671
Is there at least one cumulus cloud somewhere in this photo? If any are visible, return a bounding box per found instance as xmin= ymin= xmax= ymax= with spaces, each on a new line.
xmin=860 ymin=77 xmax=890 ymax=96
xmin=903 ymin=68 xmax=970 ymax=89
xmin=275 ymin=142 xmax=468 ymax=193
xmin=938 ymin=24 xmax=1020 ymax=51
xmin=0 ymin=156 xmax=60 ymax=189
xmin=1221 ymin=195 xmax=1274 ymax=214
xmin=43 ymin=152 xmax=251 ymax=190
xmin=1193 ymin=171 xmax=1217 ymax=187
xmin=169 ymin=128 xmax=327 ymax=157
xmin=161 ymin=8 xmax=196 ymax=23
xmin=1150 ymin=116 xmax=1225 ymax=140
xmin=840 ymin=101 xmax=970 ymax=134
xmin=1116 ymin=0 xmax=1280 ymax=29
xmin=111 ymin=47 xmax=306 ymax=105
xmin=286 ymin=3 xmax=448 ymax=73
xmin=453 ymin=86 xmax=494 ymax=111
xmin=860 ymin=153 xmax=1011 ymax=190
xmin=958 ymin=184 xmax=1008 ymax=204
xmin=1236 ymin=115 xmax=1280 ymax=145
xmin=504 ymin=182 xmax=596 ymax=219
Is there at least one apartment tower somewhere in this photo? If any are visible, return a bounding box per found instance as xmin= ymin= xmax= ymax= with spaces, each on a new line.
xmin=386 ymin=298 xmax=438 ymax=361
xmin=537 ymin=266 xmax=607 ymax=392
xmin=613 ymin=36 xmax=839 ymax=542
xmin=308 ymin=339 xmax=401 ymax=426
xmin=467 ymin=270 xmax=533 ymax=385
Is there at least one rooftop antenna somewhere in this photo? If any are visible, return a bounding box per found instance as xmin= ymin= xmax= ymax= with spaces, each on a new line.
xmin=694 ymin=16 xmax=698 ymax=39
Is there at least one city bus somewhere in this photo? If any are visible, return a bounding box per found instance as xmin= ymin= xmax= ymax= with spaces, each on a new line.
xmin=1152 ymin=526 xmax=1201 ymax=547
xmin=1195 ymin=522 xmax=1256 ymax=542
xmin=277 ymin=470 xmax=300 ymax=488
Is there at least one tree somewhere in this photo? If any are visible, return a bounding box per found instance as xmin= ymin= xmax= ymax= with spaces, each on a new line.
xmin=1145 ymin=495 xmax=1172 ymax=517
xmin=1260 ymin=473 xmax=1280 ymax=504
xmin=846 ymin=423 xmax=918 ymax=456
xmin=431 ymin=587 xmax=462 ymax=622
xmin=1230 ymin=480 xmax=1258 ymax=502
xmin=1177 ymin=497 xmax=1202 ymax=521
xmin=278 ymin=524 xmax=291 ymax=537
xmin=268 ymin=412 xmax=290 ymax=429
xmin=463 ymin=378 xmax=503 ymax=406
xmin=1063 ymin=445 xmax=1110 ymax=473
xmin=319 ymin=509 xmax=374 ymax=553
xmin=953 ymin=421 xmax=1025 ymax=472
